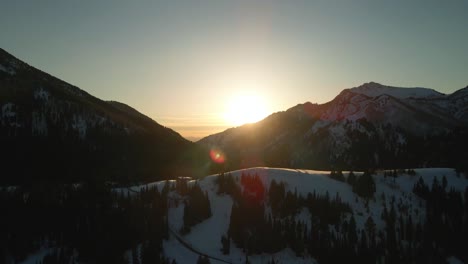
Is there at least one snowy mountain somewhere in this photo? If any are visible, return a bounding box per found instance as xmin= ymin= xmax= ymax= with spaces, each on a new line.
xmin=0 ymin=48 xmax=208 ymax=184
xmin=199 ymin=82 xmax=468 ymax=172
xmin=347 ymin=82 xmax=443 ymax=99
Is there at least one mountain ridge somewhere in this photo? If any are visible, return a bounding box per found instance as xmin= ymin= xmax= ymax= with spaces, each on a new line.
xmin=0 ymin=48 xmax=209 ymax=184
xmin=347 ymin=81 xmax=444 ymax=99
xmin=198 ymin=82 xmax=468 ymax=172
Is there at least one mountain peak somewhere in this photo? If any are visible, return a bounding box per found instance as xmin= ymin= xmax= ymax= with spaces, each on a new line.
xmin=349 ymin=82 xmax=443 ymax=99
xmin=358 ymin=81 xmax=384 ymax=89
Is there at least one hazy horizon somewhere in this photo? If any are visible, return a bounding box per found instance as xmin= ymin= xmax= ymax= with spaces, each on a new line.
xmin=2 ymin=0 xmax=467 ymax=139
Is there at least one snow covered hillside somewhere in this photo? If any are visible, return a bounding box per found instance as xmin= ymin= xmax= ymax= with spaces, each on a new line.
xmin=347 ymin=82 xmax=443 ymax=99
xmin=198 ymin=82 xmax=468 ymax=172
xmin=118 ymin=167 xmax=467 ymax=264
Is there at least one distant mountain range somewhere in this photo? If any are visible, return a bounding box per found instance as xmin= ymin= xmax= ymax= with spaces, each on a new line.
xmin=2 ymin=47 xmax=467 ymax=184
xmin=0 ymin=48 xmax=209 ymax=184
xmin=199 ymin=82 xmax=468 ymax=171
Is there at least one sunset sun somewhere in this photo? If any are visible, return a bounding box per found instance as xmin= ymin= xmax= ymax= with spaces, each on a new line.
xmin=224 ymin=93 xmax=269 ymax=126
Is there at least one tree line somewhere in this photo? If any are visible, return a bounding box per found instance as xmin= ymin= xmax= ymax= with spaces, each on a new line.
xmin=0 ymin=181 xmax=175 ymax=264
xmin=216 ymin=171 xmax=468 ymax=263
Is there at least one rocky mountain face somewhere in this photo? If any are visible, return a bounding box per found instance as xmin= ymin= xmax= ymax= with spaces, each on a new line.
xmin=0 ymin=48 xmax=207 ymax=184
xmin=199 ymin=82 xmax=468 ymax=171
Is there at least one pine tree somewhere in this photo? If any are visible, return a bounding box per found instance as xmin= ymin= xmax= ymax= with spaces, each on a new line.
xmin=348 ymin=216 xmax=358 ymax=245
xmin=132 ymin=246 xmax=140 ymax=264
xmin=221 ymin=235 xmax=230 ymax=255
xmin=352 ymin=171 xmax=376 ymax=198
xmin=365 ymin=216 xmax=376 ymax=248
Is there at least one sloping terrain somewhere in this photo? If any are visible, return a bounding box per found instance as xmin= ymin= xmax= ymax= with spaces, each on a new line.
xmin=199 ymin=82 xmax=468 ymax=172
xmin=112 ymin=167 xmax=467 ymax=264
xmin=11 ymin=167 xmax=468 ymax=264
xmin=0 ymin=48 xmax=208 ymax=184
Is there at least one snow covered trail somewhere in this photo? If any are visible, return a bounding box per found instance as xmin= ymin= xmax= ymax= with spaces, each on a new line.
xmin=168 ymin=227 xmax=233 ymax=264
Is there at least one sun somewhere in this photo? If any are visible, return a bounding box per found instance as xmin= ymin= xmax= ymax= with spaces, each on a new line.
xmin=224 ymin=93 xmax=269 ymax=126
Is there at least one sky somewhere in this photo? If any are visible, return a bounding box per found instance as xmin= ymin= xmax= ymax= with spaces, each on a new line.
xmin=1 ymin=0 xmax=467 ymax=140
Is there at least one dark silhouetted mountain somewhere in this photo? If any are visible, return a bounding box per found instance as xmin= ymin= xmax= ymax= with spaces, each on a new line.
xmin=0 ymin=48 xmax=208 ymax=184
xmin=199 ymin=82 xmax=468 ymax=171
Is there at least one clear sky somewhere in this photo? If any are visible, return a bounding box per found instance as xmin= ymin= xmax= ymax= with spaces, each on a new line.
xmin=1 ymin=0 xmax=467 ymax=140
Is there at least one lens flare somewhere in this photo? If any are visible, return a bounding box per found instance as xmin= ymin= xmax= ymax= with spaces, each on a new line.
xmin=209 ymin=149 xmax=225 ymax=163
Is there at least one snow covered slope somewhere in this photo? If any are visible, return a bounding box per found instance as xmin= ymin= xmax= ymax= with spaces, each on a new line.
xmin=120 ymin=167 xmax=467 ymax=264
xmin=348 ymin=82 xmax=443 ymax=99
xmin=198 ymin=82 xmax=468 ymax=171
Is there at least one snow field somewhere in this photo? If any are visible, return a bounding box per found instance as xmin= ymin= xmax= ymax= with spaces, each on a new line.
xmin=123 ymin=167 xmax=466 ymax=263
